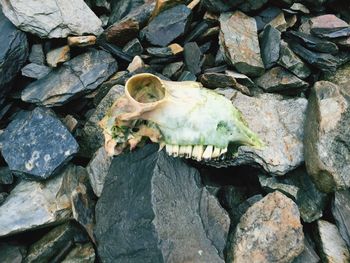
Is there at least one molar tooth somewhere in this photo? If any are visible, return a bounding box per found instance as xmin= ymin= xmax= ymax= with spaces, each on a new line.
xmin=192 ymin=145 xmax=204 ymax=161
xmin=212 ymin=147 xmax=221 ymax=158
xmin=220 ymin=148 xmax=227 ymax=155
xmin=202 ymin=145 xmax=213 ymax=160
xmin=166 ymin=144 xmax=173 ymax=155
xmin=185 ymin=145 xmax=193 ymax=158
xmin=179 ymin=145 xmax=186 ymax=157
xmin=172 ymin=145 xmax=179 ymax=157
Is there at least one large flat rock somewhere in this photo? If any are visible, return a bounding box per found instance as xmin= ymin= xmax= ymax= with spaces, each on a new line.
xmin=95 ymin=145 xmax=230 ymax=263
xmin=0 ymin=0 xmax=103 ymax=38
xmin=1 ymin=108 xmax=79 ymax=180
xmin=21 ymin=50 xmax=117 ymax=107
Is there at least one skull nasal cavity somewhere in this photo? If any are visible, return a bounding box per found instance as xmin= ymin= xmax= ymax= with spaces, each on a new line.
xmin=127 ymin=75 xmax=165 ymax=104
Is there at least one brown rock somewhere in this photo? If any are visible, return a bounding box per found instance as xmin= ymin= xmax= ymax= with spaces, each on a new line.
xmin=227 ymin=191 xmax=304 ymax=263
xmin=46 ymin=45 xmax=70 ymax=67
xmin=310 ymin=14 xmax=348 ymax=34
xmin=219 ymin=11 xmax=264 ymax=77
xmin=68 ymin=35 xmax=96 ymax=47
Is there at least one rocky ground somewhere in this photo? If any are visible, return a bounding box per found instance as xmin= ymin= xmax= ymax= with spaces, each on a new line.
xmin=0 ymin=0 xmax=350 ymax=262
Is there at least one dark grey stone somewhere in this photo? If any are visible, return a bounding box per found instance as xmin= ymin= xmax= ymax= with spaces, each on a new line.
xmin=21 ymin=63 xmax=52 ymax=79
xmin=255 ymin=66 xmax=309 ymax=95
xmin=0 ymin=244 xmax=24 ymax=263
xmin=239 ymin=0 xmax=268 ymax=12
xmin=202 ymin=0 xmax=244 ymax=13
xmin=260 ymin=25 xmax=281 ymax=69
xmin=162 ymin=62 xmax=183 ymax=79
xmin=292 ymin=237 xmax=320 ymax=263
xmin=21 ymin=50 xmax=118 ymax=107
xmin=29 ymin=44 xmax=45 ymax=65
xmin=332 ymin=190 xmax=350 ymax=248
xmin=0 ymin=167 xmax=13 ymax=185
xmin=0 ymin=192 xmax=7 ymax=206
xmin=287 ymin=31 xmax=339 ymax=54
xmin=0 ymin=10 xmax=28 ymax=98
xmin=259 ymin=167 xmax=328 ymax=223
xmin=254 ymin=7 xmax=282 ymax=31
xmin=143 ymin=5 xmax=192 ymax=47
xmin=95 ymin=145 xmax=229 ymax=263
xmin=109 ymin=0 xmax=145 ymax=25
xmin=122 ymin=38 xmax=144 ymax=57
xmin=278 ymin=40 xmax=311 ymax=79
xmin=1 ymin=107 xmax=79 ymax=180
xmin=184 ymin=42 xmax=203 ymax=76
xmin=146 ymin=47 xmax=173 ymax=58
xmin=178 ymin=70 xmax=196 ymax=81
xmin=199 ymin=72 xmax=250 ymax=94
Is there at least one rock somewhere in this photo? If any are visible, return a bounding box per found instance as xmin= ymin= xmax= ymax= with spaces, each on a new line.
xmin=202 ymin=0 xmax=243 ymax=13
xmin=260 ymin=25 xmax=281 ymax=69
xmin=127 ymin=56 xmax=145 ymax=72
xmin=109 ymin=0 xmax=146 ymax=25
xmin=287 ymin=31 xmax=339 ymax=54
xmin=289 ymin=41 xmax=340 ymax=73
xmin=259 ymin=167 xmax=327 ymax=223
xmin=0 ymin=166 xmax=13 ymax=185
xmin=147 ymin=46 xmax=175 ymax=58
xmin=178 ymin=70 xmax=196 ymax=81
xmin=0 ymin=165 xmax=87 ymax=237
xmin=143 ymin=5 xmax=192 ymax=47
xmin=225 ymin=70 xmax=257 ymax=90
xmin=290 ymin=3 xmax=310 ymax=14
xmin=184 ymin=21 xmax=210 ymax=44
xmin=278 ymin=40 xmax=311 ymax=79
xmin=184 ymin=42 xmax=203 ymax=76
xmin=0 ymin=244 xmax=24 ymax=263
xmin=21 ymin=63 xmax=52 ymax=79
xmin=219 ymin=11 xmax=264 ymax=77
xmin=199 ymin=72 xmax=250 ymax=95
xmin=310 ymin=14 xmax=349 ymax=38
xmin=122 ymin=38 xmax=144 ymax=57
xmin=46 ymin=46 xmax=71 ymax=67
xmin=238 ymin=0 xmax=268 ymax=12
xmin=86 ymin=147 xmax=112 ymax=197
xmin=325 ymin=62 xmax=350 ymax=91
xmin=62 ymin=115 xmax=78 ymax=133
xmin=24 ymin=222 xmax=81 ymax=263
xmin=29 ymin=44 xmax=45 ymax=65
xmin=80 ymin=85 xmax=124 ymax=158
xmin=227 ymin=191 xmax=304 ymax=263
xmin=0 ymin=192 xmax=7 ymax=205
xmin=62 ymin=243 xmax=95 ymax=263
xmin=1 ymin=108 xmax=79 ymax=180
xmin=314 ymin=220 xmax=350 ymax=263
xmin=105 ymin=2 xmax=155 ymax=46
xmin=254 ymin=7 xmax=282 ymax=31
xmin=292 ymin=237 xmax=320 ymax=263
xmin=0 ymin=0 xmax=103 ymax=38
xmin=267 ymin=12 xmax=288 ymax=32
xmin=332 ymin=190 xmax=350 ymax=248
xmin=255 ymin=67 xmax=309 ymax=94
xmin=304 ymin=81 xmax=350 ymax=192
xmin=0 ymin=10 xmax=28 ymax=97
xmin=162 ymin=61 xmax=183 ymax=79
xmin=151 ymin=0 xmax=186 ymax=18
xmin=95 ymin=145 xmax=230 ymax=263
xmin=22 ymin=50 xmax=117 ymax=107
xmin=214 ymin=92 xmax=307 ymax=175
xmin=68 ymin=36 xmax=96 ymax=47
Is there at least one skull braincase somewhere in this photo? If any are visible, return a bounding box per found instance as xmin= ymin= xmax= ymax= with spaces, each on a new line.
xmin=100 ymin=73 xmax=263 ymax=160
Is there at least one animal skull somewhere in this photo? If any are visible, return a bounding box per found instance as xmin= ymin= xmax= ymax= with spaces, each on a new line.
xmin=99 ymin=73 xmax=263 ymax=161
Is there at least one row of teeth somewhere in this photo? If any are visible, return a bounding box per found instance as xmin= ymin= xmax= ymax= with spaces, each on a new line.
xmin=164 ymin=145 xmax=227 ymax=161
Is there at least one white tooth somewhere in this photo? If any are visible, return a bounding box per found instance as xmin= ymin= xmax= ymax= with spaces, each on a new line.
xmin=202 ymin=145 xmax=213 ymax=160
xmin=166 ymin=145 xmax=173 ymax=155
xmin=158 ymin=142 xmax=165 ymax=152
xmin=172 ymin=145 xmax=179 ymax=157
xmin=220 ymin=148 xmax=227 ymax=155
xmin=192 ymin=145 xmax=204 ymax=161
xmin=212 ymin=147 xmax=221 ymax=158
xmin=185 ymin=145 xmax=193 ymax=158
xmin=179 ymin=145 xmax=186 ymax=157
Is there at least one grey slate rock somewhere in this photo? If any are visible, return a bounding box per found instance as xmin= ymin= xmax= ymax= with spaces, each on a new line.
xmin=95 ymin=144 xmax=229 ymax=263
xmin=254 ymin=7 xmax=282 ymax=31
xmin=0 ymin=167 xmax=13 ymax=185
xmin=202 ymin=0 xmax=244 ymax=13
xmin=1 ymin=107 xmax=79 ymax=180
xmin=178 ymin=70 xmax=196 ymax=81
xmin=109 ymin=0 xmax=145 ymax=25
xmin=239 ymin=0 xmax=268 ymax=12
xmin=304 ymin=81 xmax=350 ymax=192
xmin=0 ymin=244 xmax=24 ymax=263
xmin=0 ymin=192 xmax=7 ymax=206
xmin=332 ymin=190 xmax=350 ymax=248
xmin=29 ymin=44 xmax=45 ymax=65
xmin=255 ymin=66 xmax=309 ymax=95
xmin=162 ymin=61 xmax=183 ymax=79
xmin=184 ymin=42 xmax=203 ymax=76
xmin=260 ymin=25 xmax=281 ymax=69
xmin=122 ymin=38 xmax=144 ymax=57
xmin=258 ymin=166 xmax=327 ymax=223
xmin=278 ymin=40 xmax=311 ymax=79
xmin=0 ymin=0 xmax=103 ymax=38
xmin=143 ymin=5 xmax=192 ymax=47
xmin=0 ymin=11 xmax=28 ymax=98
xmin=62 ymin=243 xmax=95 ymax=263
xmin=22 ymin=50 xmax=117 ymax=107
xmin=292 ymin=237 xmax=320 ymax=263
xmin=0 ymin=165 xmax=87 ymax=237
xmin=21 ymin=63 xmax=52 ymax=79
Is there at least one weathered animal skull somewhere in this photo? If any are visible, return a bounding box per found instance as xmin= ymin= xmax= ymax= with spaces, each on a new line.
xmin=99 ymin=73 xmax=263 ymax=161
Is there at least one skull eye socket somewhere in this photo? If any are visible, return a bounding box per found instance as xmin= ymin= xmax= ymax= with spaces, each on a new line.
xmin=126 ymin=74 xmax=165 ymax=104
